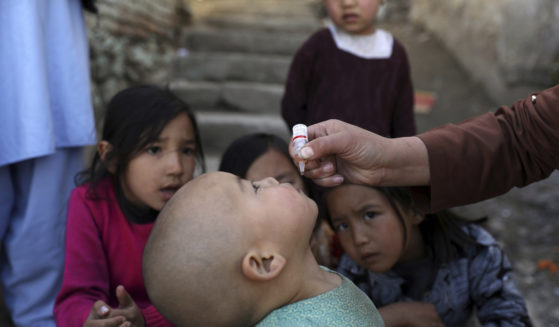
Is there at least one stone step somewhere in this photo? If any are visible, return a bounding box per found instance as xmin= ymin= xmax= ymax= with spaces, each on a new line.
xmin=195 ymin=111 xmax=290 ymax=157
xmin=173 ymin=51 xmax=291 ymax=84
xmin=200 ymin=13 xmax=320 ymax=33
xmin=171 ymin=79 xmax=283 ymax=114
xmin=194 ymin=0 xmax=321 ymax=17
xmin=184 ymin=26 xmax=309 ymax=55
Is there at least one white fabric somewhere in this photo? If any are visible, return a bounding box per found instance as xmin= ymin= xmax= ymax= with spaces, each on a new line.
xmin=328 ymin=23 xmax=394 ymax=59
xmin=0 ymin=0 xmax=96 ymax=166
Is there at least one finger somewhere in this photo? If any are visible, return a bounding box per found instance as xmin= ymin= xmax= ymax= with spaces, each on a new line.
xmin=118 ymin=321 xmax=131 ymax=327
xmin=299 ymin=130 xmax=349 ymax=162
xmin=310 ymin=174 xmax=344 ymax=188
xmin=116 ymin=285 xmax=134 ymax=309
xmin=99 ymin=316 xmax=127 ymax=327
xmin=306 ymin=119 xmax=342 ymax=141
xmin=304 ymin=160 xmax=335 ymax=179
xmin=91 ymin=300 xmax=111 ymax=319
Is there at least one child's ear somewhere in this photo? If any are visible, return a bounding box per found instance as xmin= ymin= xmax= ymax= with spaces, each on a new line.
xmin=410 ymin=211 xmax=425 ymax=225
xmin=241 ymin=251 xmax=286 ymax=281
xmin=97 ymin=141 xmax=116 ymax=174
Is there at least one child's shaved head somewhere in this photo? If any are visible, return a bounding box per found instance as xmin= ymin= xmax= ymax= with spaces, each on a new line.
xmin=143 ymin=172 xmax=318 ymax=326
xmin=143 ymin=173 xmax=254 ymax=326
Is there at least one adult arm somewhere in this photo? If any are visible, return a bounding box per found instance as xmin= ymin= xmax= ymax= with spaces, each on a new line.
xmin=418 ymin=84 xmax=559 ymax=211
xmin=297 ymin=85 xmax=559 ymax=211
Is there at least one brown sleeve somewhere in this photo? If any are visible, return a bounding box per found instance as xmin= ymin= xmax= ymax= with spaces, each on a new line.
xmin=417 ymin=84 xmax=559 ymax=212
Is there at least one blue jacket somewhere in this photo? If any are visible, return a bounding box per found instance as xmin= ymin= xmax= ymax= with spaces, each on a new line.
xmin=337 ymin=224 xmax=532 ymax=326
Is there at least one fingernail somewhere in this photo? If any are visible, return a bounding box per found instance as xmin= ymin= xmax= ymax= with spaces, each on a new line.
xmin=100 ymin=305 xmax=109 ymax=314
xmin=333 ymin=175 xmax=344 ymax=184
xmin=300 ymin=147 xmax=314 ymax=159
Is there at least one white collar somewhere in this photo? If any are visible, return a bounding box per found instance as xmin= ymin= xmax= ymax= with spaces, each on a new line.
xmin=328 ymin=22 xmax=393 ymax=59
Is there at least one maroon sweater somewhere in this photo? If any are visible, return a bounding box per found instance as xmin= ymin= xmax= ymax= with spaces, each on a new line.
xmin=282 ymin=28 xmax=416 ymax=137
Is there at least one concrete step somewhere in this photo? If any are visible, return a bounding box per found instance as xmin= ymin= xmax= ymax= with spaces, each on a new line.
xmin=171 ymin=79 xmax=283 ymax=114
xmin=173 ymin=51 xmax=290 ymax=84
xmin=195 ymin=111 xmax=290 ymax=157
xmin=185 ymin=26 xmax=309 ymax=55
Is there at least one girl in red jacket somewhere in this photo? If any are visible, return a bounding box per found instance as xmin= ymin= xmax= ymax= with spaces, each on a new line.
xmin=54 ymin=85 xmax=206 ymax=327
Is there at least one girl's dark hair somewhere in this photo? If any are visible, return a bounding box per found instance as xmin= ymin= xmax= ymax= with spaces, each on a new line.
xmin=76 ymin=84 xmax=206 ymax=194
xmin=219 ymin=133 xmax=290 ymax=178
xmin=326 ymin=186 xmax=479 ymax=265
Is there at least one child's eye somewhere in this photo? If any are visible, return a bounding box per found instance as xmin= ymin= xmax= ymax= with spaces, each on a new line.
xmin=182 ymin=147 xmax=195 ymax=155
xmin=251 ymin=182 xmax=260 ymax=193
xmin=146 ymin=146 xmax=161 ymax=155
xmin=364 ymin=212 xmax=377 ymax=221
xmin=334 ymin=222 xmax=349 ymax=232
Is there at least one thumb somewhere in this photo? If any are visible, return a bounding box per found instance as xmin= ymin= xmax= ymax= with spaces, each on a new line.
xmin=116 ymin=285 xmax=134 ymax=309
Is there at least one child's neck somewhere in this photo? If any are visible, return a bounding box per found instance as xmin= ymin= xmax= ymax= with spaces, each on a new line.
xmin=287 ymin=249 xmax=341 ymax=304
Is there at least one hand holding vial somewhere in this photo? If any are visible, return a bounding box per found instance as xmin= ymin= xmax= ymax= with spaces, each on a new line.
xmin=291 ymin=124 xmax=308 ymax=175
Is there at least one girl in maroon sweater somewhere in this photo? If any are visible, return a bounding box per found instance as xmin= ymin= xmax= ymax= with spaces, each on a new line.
xmin=54 ymin=85 xmax=206 ymax=327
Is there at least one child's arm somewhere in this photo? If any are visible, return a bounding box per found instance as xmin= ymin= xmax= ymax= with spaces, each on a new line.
xmin=379 ymin=302 xmax=445 ymax=327
xmin=468 ymin=228 xmax=532 ymax=326
xmin=54 ymin=189 xmax=113 ymax=326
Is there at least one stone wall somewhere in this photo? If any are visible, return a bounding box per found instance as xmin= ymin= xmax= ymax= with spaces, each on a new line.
xmin=410 ymin=0 xmax=559 ymax=103
xmin=84 ymin=0 xmax=190 ymax=128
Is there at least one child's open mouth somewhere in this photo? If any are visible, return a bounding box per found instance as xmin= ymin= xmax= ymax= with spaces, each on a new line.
xmin=161 ymin=186 xmax=180 ymax=201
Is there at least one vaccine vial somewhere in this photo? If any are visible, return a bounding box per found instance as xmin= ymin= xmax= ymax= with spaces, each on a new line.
xmin=292 ymin=124 xmax=308 ymax=175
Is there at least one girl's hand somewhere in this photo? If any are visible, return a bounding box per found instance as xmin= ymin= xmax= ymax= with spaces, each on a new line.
xmin=108 ymin=285 xmax=146 ymax=327
xmin=379 ymin=302 xmax=445 ymax=327
xmin=83 ymin=286 xmax=145 ymax=327
xmin=83 ymin=300 xmax=128 ymax=327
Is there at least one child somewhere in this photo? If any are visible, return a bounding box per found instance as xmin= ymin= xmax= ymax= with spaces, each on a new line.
xmin=325 ymin=184 xmax=532 ymax=326
xmin=143 ymin=172 xmax=385 ymax=326
xmin=282 ymin=0 xmax=416 ymax=138
xmin=54 ymin=85 xmax=206 ymax=326
xmin=219 ymin=133 xmax=337 ymax=268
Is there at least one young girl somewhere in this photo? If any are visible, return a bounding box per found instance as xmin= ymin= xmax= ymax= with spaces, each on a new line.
xmin=218 ymin=133 xmax=337 ymax=268
xmin=54 ymin=85 xmax=206 ymax=326
xmin=282 ymin=0 xmax=416 ymax=138
xmin=326 ymin=184 xmax=532 ymax=326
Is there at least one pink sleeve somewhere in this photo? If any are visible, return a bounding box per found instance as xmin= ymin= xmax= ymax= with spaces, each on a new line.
xmin=54 ymin=188 xmax=111 ymax=326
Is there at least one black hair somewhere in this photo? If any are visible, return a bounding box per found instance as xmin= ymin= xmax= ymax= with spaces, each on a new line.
xmin=325 ymin=186 xmax=480 ymax=265
xmin=76 ymin=84 xmax=206 ymax=195
xmin=219 ymin=132 xmax=319 ymax=230
xmin=219 ymin=133 xmax=292 ymax=178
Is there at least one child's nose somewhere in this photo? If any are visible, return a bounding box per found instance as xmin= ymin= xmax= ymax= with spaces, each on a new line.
xmin=352 ymin=228 xmax=369 ymax=246
xmin=165 ymin=150 xmax=184 ymax=175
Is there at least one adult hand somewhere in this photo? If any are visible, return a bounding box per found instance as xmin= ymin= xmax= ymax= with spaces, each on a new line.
xmin=291 ymin=119 xmax=430 ymax=187
xmin=379 ymin=302 xmax=445 ymax=327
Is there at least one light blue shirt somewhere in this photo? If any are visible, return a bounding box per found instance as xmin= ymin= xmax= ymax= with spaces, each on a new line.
xmin=256 ymin=267 xmax=385 ymax=326
xmin=0 ymin=0 xmax=96 ymax=166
